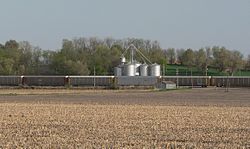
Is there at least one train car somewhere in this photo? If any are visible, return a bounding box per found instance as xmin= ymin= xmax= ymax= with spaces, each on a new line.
xmin=22 ymin=76 xmax=66 ymax=86
xmin=0 ymin=75 xmax=249 ymax=88
xmin=0 ymin=76 xmax=21 ymax=86
xmin=68 ymin=76 xmax=114 ymax=87
xmin=161 ymin=76 xmax=210 ymax=87
xmin=211 ymin=76 xmax=250 ymax=87
xmin=116 ymin=76 xmax=159 ymax=86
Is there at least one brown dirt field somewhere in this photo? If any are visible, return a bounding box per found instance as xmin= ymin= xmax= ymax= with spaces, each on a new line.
xmin=0 ymin=88 xmax=249 ymax=148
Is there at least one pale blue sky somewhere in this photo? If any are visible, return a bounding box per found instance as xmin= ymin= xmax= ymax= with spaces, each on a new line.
xmin=0 ymin=0 xmax=250 ymax=55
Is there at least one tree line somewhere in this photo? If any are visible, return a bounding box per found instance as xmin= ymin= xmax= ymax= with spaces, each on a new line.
xmin=166 ymin=47 xmax=248 ymax=75
xmin=0 ymin=38 xmax=249 ymax=76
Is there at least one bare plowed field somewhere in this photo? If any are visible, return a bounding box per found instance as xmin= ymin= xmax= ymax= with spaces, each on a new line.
xmin=0 ymin=88 xmax=249 ymax=148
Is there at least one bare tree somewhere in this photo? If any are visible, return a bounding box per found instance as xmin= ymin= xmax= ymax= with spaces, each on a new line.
xmin=176 ymin=49 xmax=185 ymax=64
xmin=195 ymin=48 xmax=206 ymax=73
xmin=246 ymin=54 xmax=250 ymax=70
xmin=228 ymin=50 xmax=243 ymax=75
xmin=104 ymin=37 xmax=114 ymax=48
xmin=166 ymin=48 xmax=176 ymax=64
xmin=72 ymin=37 xmax=87 ymax=52
xmin=5 ymin=40 xmax=19 ymax=49
xmin=212 ymin=46 xmax=230 ymax=72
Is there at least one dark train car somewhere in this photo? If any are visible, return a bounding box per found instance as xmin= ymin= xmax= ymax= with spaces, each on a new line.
xmin=0 ymin=76 xmax=21 ymax=86
xmin=1 ymin=75 xmax=249 ymax=88
xmin=22 ymin=76 xmax=66 ymax=86
xmin=211 ymin=76 xmax=250 ymax=87
xmin=116 ymin=76 xmax=159 ymax=86
xmin=162 ymin=76 xmax=210 ymax=87
xmin=69 ymin=76 xmax=114 ymax=87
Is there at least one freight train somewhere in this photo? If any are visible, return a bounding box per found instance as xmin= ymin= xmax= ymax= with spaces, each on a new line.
xmin=0 ymin=76 xmax=249 ymax=88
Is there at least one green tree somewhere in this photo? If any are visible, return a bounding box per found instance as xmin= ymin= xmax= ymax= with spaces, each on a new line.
xmin=90 ymin=45 xmax=115 ymax=75
xmin=0 ymin=58 xmax=15 ymax=75
xmin=182 ymin=49 xmax=195 ymax=68
xmin=0 ymin=43 xmax=4 ymax=49
xmin=63 ymin=60 xmax=89 ymax=75
xmin=3 ymin=40 xmax=22 ymax=74
xmin=148 ymin=48 xmax=167 ymax=66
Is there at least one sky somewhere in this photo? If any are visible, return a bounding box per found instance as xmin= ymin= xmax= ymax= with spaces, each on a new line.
xmin=0 ymin=0 xmax=250 ymax=55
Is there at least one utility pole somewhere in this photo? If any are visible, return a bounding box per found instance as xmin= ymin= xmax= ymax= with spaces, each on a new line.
xmin=191 ymin=68 xmax=193 ymax=88
xmin=163 ymin=64 xmax=165 ymax=76
xmin=205 ymin=66 xmax=208 ymax=86
xmin=225 ymin=75 xmax=229 ymax=92
xmin=93 ymin=66 xmax=96 ymax=89
xmin=176 ymin=68 xmax=179 ymax=88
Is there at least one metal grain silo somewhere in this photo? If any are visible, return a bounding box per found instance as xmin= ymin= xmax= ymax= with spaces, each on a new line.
xmin=139 ymin=64 xmax=148 ymax=76
xmin=149 ymin=64 xmax=161 ymax=76
xmin=114 ymin=67 xmax=122 ymax=76
xmin=120 ymin=56 xmax=126 ymax=64
xmin=122 ymin=63 xmax=135 ymax=76
xmin=135 ymin=63 xmax=141 ymax=76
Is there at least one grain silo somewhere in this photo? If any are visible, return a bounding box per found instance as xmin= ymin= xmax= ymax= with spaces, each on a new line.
xmin=114 ymin=67 xmax=122 ymax=76
xmin=149 ymin=63 xmax=161 ymax=76
xmin=135 ymin=62 xmax=141 ymax=76
xmin=122 ymin=63 xmax=135 ymax=76
xmin=114 ymin=44 xmax=161 ymax=77
xmin=139 ymin=64 xmax=148 ymax=76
